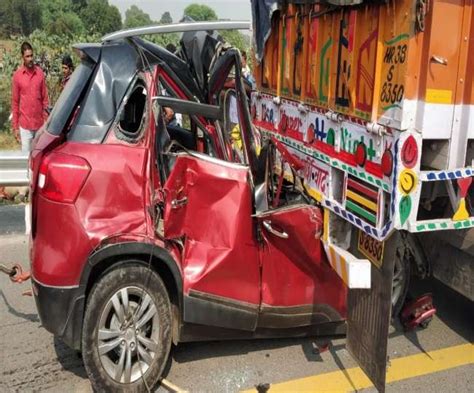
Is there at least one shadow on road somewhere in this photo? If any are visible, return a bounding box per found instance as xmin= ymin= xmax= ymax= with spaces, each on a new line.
xmin=171 ymin=336 xmax=310 ymax=364
xmin=0 ymin=290 xmax=39 ymax=323
xmin=409 ymin=277 xmax=474 ymax=343
xmin=53 ymin=337 xmax=88 ymax=380
xmin=383 ymin=276 xmax=474 ymax=359
xmin=169 ymin=276 xmax=473 ymax=385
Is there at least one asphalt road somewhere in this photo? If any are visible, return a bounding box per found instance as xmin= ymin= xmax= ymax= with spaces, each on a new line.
xmin=0 ymin=205 xmax=25 ymax=235
xmin=0 ymin=206 xmax=473 ymax=392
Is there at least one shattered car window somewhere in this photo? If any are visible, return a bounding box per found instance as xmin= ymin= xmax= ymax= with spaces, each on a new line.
xmin=46 ymin=60 xmax=94 ymax=136
xmin=67 ymin=42 xmax=138 ymax=143
xmin=117 ymin=78 xmax=148 ymax=140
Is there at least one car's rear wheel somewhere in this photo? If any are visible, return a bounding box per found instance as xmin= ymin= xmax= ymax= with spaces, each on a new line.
xmin=82 ymin=264 xmax=171 ymax=393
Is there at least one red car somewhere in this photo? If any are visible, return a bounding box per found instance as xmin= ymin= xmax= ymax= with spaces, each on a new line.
xmin=29 ymin=23 xmax=346 ymax=392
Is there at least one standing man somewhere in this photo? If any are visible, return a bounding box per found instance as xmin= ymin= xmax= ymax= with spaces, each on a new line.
xmin=60 ymin=54 xmax=74 ymax=91
xmin=11 ymin=42 xmax=49 ymax=153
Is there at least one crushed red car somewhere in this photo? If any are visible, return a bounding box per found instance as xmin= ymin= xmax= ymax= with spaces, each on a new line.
xmin=29 ymin=22 xmax=346 ymax=392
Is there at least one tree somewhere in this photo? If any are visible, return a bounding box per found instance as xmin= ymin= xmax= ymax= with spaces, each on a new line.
xmin=147 ymin=33 xmax=179 ymax=49
xmin=124 ymin=5 xmax=153 ymax=28
xmin=183 ymin=4 xmax=217 ymax=21
xmin=0 ymin=0 xmax=42 ymax=37
xmin=71 ymin=0 xmax=87 ymax=12
xmin=45 ymin=11 xmax=85 ymax=37
xmin=159 ymin=11 xmax=172 ymax=25
xmin=220 ymin=30 xmax=249 ymax=52
xmin=40 ymin=0 xmax=71 ymax=26
xmin=79 ymin=0 xmax=122 ymax=36
xmin=181 ymin=4 xmax=248 ymax=52
xmin=39 ymin=0 xmax=84 ymax=37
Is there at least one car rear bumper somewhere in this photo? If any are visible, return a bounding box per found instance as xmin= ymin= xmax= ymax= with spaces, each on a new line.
xmin=32 ymin=279 xmax=85 ymax=351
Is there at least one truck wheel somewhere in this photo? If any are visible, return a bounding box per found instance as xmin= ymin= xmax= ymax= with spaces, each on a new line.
xmin=82 ymin=264 xmax=172 ymax=393
xmin=392 ymin=252 xmax=410 ymax=317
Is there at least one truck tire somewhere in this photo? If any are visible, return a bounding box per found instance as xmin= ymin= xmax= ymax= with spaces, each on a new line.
xmin=392 ymin=251 xmax=410 ymax=317
xmin=82 ymin=264 xmax=172 ymax=393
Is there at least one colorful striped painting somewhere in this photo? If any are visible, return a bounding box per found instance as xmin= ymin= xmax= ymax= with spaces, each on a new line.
xmin=345 ymin=175 xmax=379 ymax=225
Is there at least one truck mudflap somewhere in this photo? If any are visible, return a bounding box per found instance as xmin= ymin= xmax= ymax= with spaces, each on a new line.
xmin=346 ymin=232 xmax=401 ymax=393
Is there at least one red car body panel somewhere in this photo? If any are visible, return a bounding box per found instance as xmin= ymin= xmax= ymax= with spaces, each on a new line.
xmin=70 ymin=143 xmax=148 ymax=243
xmin=31 ymin=139 xmax=150 ymax=286
xmin=164 ymin=154 xmax=260 ymax=305
xmin=32 ymin=195 xmax=92 ymax=286
xmin=257 ymin=206 xmax=347 ymax=315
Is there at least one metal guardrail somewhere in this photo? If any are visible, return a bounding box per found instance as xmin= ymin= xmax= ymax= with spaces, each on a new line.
xmin=0 ymin=151 xmax=29 ymax=187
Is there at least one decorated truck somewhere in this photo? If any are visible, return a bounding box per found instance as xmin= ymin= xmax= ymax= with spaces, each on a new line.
xmin=250 ymin=0 xmax=473 ymax=390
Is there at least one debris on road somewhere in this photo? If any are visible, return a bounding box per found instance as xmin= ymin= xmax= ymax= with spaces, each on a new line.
xmin=255 ymin=382 xmax=270 ymax=393
xmin=401 ymin=294 xmax=437 ymax=331
xmin=160 ymin=378 xmax=189 ymax=393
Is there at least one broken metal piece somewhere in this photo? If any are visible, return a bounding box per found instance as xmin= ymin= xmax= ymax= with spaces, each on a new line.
xmin=400 ymin=293 xmax=436 ymax=331
xmin=313 ymin=341 xmax=330 ymax=354
xmin=160 ymin=378 xmax=189 ymax=393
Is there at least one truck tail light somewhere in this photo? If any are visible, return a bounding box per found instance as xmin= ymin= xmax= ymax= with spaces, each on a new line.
xmin=38 ymin=153 xmax=90 ymax=203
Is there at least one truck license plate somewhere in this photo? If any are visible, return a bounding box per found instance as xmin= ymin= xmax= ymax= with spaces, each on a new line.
xmin=358 ymin=231 xmax=384 ymax=268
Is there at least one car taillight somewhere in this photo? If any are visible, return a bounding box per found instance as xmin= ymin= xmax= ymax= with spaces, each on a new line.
xmin=38 ymin=152 xmax=90 ymax=203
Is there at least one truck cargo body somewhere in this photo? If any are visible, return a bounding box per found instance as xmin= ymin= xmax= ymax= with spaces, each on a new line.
xmin=251 ymin=0 xmax=473 ymax=296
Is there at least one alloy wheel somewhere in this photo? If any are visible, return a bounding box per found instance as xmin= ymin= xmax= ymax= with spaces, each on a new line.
xmin=97 ymin=286 xmax=160 ymax=384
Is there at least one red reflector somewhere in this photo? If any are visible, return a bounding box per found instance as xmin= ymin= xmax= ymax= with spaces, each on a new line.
xmin=381 ymin=149 xmax=393 ymax=177
xmin=38 ymin=153 xmax=90 ymax=203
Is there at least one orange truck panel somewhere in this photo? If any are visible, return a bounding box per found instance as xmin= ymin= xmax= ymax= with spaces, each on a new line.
xmin=255 ymin=0 xmax=474 ymax=120
xmin=252 ymin=0 xmax=474 ymax=239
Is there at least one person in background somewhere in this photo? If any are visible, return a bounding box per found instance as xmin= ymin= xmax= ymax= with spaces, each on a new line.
xmin=163 ymin=107 xmax=182 ymax=127
xmin=11 ymin=41 xmax=49 ymax=153
xmin=60 ymin=54 xmax=74 ymax=90
xmin=241 ymin=50 xmax=255 ymax=88
xmin=161 ymin=44 xmax=183 ymax=126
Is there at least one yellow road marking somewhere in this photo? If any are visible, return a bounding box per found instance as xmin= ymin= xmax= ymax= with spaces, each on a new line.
xmin=242 ymin=343 xmax=474 ymax=392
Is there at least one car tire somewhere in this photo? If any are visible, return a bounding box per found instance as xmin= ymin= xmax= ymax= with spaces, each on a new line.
xmin=82 ymin=264 xmax=172 ymax=393
xmin=391 ymin=250 xmax=410 ymax=317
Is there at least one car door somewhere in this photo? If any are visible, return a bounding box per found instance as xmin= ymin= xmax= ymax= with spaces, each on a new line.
xmin=255 ymin=204 xmax=347 ymax=328
xmin=254 ymin=141 xmax=347 ymax=329
xmin=207 ymin=47 xmax=347 ymax=330
xmin=157 ymin=92 xmax=261 ymax=331
xmin=162 ymin=153 xmax=260 ymax=331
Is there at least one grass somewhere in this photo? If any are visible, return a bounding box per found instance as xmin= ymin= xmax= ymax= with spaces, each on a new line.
xmin=0 ymin=39 xmax=15 ymax=62
xmin=0 ymin=130 xmax=20 ymax=150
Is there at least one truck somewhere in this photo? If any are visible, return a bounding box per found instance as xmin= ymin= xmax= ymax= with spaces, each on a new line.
xmin=250 ymin=0 xmax=472 ymax=390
